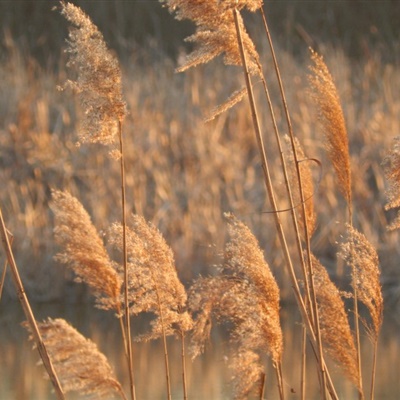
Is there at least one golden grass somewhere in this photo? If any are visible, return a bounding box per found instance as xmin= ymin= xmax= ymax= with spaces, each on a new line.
xmin=189 ymin=214 xmax=283 ymax=399
xmin=108 ymin=216 xmax=193 ymax=340
xmin=308 ymin=49 xmax=352 ymax=212
xmin=0 ymin=1 xmax=396 ymax=399
xmin=339 ymin=225 xmax=384 ymax=340
xmin=59 ymin=2 xmax=126 ymax=151
xmin=25 ymin=318 xmax=126 ymax=400
xmin=312 ymin=254 xmax=360 ymax=389
xmin=51 ymin=189 xmax=122 ymax=311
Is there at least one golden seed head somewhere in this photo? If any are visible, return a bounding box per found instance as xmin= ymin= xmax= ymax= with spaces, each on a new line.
xmin=60 ymin=2 xmax=126 ymax=151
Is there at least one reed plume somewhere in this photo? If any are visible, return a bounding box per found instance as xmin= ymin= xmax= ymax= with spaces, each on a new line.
xmin=338 ymin=225 xmax=383 ymax=341
xmin=25 ymin=318 xmax=126 ymax=400
xmin=231 ymin=350 xmax=265 ymax=400
xmin=312 ymin=254 xmax=360 ymax=389
xmin=109 ymin=215 xmax=192 ymax=400
xmin=51 ymin=190 xmax=122 ymax=311
xmin=338 ymin=225 xmax=383 ymax=399
xmin=189 ymin=214 xmax=283 ymax=399
xmin=108 ymin=215 xmax=192 ymax=338
xmin=59 ymin=4 xmax=134 ymax=397
xmin=164 ymin=0 xmax=262 ymax=64
xmin=164 ymin=0 xmax=262 ymax=115
xmin=59 ymin=1 xmax=126 ymax=152
xmin=308 ymin=49 xmax=352 ymax=210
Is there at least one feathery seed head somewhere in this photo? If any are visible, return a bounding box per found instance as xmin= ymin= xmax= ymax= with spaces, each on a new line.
xmin=60 ymin=2 xmax=126 ymax=151
xmin=312 ymin=255 xmax=360 ymax=388
xmin=25 ymin=318 xmax=125 ymax=399
xmin=308 ymin=49 xmax=352 ymax=208
xmin=189 ymin=215 xmax=282 ymax=396
xmin=108 ymin=215 xmax=192 ymax=340
xmin=231 ymin=350 xmax=264 ymax=400
xmin=51 ymin=190 xmax=122 ymax=311
xmin=338 ymin=225 xmax=383 ymax=340
xmin=164 ymin=0 xmax=261 ymax=75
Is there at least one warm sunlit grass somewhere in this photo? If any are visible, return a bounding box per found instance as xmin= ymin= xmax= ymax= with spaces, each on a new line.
xmin=0 ymin=5 xmax=399 ymax=397
xmin=1 ymin=42 xmax=399 ymax=300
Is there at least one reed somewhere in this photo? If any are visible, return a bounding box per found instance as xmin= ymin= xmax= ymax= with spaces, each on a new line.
xmin=25 ymin=318 xmax=127 ymax=400
xmin=189 ymin=214 xmax=283 ymax=399
xmin=58 ymin=3 xmax=136 ymax=398
xmin=0 ymin=1 xmax=390 ymax=399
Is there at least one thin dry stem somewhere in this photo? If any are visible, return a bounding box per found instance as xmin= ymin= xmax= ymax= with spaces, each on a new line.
xmin=284 ymin=135 xmax=317 ymax=239
xmin=0 ymin=208 xmax=65 ymax=400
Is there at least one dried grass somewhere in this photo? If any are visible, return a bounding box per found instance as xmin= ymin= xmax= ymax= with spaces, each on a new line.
xmin=338 ymin=225 xmax=383 ymax=340
xmin=25 ymin=318 xmax=126 ymax=399
xmin=59 ymin=2 xmax=126 ymax=151
xmin=108 ymin=215 xmax=192 ymax=340
xmin=189 ymin=214 xmax=283 ymax=398
xmin=312 ymin=254 xmax=360 ymax=389
xmin=284 ymin=135 xmax=317 ymax=239
xmin=308 ymin=49 xmax=352 ymax=209
xmin=51 ymin=189 xmax=122 ymax=311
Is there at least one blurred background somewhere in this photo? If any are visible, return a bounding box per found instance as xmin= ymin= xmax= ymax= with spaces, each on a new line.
xmin=1 ymin=1 xmax=400 ymax=398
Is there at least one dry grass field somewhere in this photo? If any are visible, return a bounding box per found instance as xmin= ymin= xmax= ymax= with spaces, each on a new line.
xmin=1 ymin=1 xmax=400 ymax=399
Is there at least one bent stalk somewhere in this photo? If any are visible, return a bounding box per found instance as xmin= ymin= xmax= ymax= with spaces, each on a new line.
xmin=0 ymin=206 xmax=65 ymax=400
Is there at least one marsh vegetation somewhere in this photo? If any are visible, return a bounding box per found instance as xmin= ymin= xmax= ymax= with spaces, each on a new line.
xmin=1 ymin=1 xmax=400 ymax=399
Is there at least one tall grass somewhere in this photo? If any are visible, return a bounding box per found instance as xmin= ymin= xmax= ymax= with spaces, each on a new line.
xmin=0 ymin=1 xmax=398 ymax=399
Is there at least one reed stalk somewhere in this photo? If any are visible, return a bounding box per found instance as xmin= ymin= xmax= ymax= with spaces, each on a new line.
xmin=152 ymin=273 xmax=172 ymax=400
xmin=301 ymin=325 xmax=307 ymax=400
xmin=180 ymin=331 xmax=189 ymax=400
xmin=0 ymin=206 xmax=65 ymax=400
xmin=0 ymin=230 xmax=12 ymax=301
xmin=59 ymin=3 xmax=136 ymax=397
xmin=259 ymin=10 xmax=334 ymax=399
xmin=309 ymin=49 xmax=367 ymax=399
xmin=118 ymin=120 xmax=137 ymax=400
xmin=259 ymin=373 xmax=266 ymax=400
xmin=370 ymin=339 xmax=378 ymax=400
xmin=233 ymin=8 xmax=330 ymax=398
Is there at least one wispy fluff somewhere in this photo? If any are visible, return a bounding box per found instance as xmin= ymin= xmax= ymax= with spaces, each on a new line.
xmin=308 ymin=49 xmax=352 ymax=208
xmin=163 ymin=0 xmax=262 ymax=118
xmin=59 ymin=2 xmax=126 ymax=148
xmin=338 ymin=225 xmax=383 ymax=341
xmin=51 ymin=190 xmax=122 ymax=311
xmin=189 ymin=214 xmax=282 ymax=399
xmin=164 ymin=0 xmax=261 ymax=74
xmin=25 ymin=318 xmax=126 ymax=400
xmin=108 ymin=215 xmax=192 ymax=340
xmin=312 ymin=255 xmax=360 ymax=388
